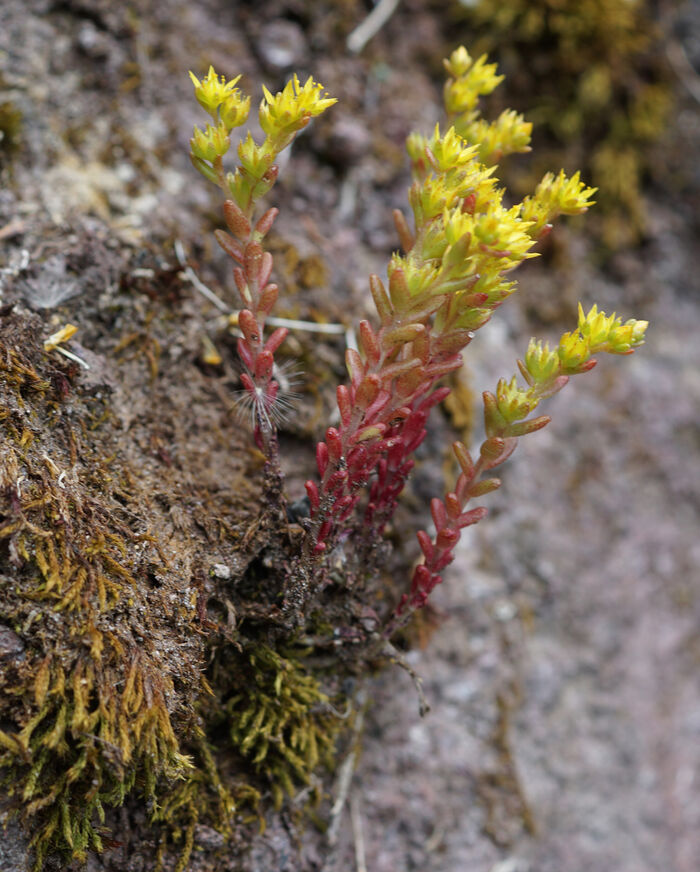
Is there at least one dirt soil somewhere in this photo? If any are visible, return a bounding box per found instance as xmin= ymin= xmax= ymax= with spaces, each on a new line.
xmin=1 ymin=1 xmax=699 ymax=871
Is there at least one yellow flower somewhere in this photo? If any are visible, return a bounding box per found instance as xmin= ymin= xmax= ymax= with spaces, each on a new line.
xmin=524 ymin=339 xmax=560 ymax=384
xmin=557 ymin=330 xmax=591 ymax=372
xmin=220 ymin=92 xmax=251 ymax=130
xmin=443 ymin=46 xmax=474 ymax=79
xmin=44 ymin=324 xmax=78 ymax=352
xmin=496 ymin=375 xmax=537 ymax=422
xmin=189 ymin=66 xmax=242 ymax=118
xmin=190 ymin=122 xmax=230 ymax=162
xmin=427 ymin=124 xmax=479 ymax=173
xmin=259 ymin=74 xmax=336 ymax=141
xmin=461 ymin=109 xmax=532 ymax=165
xmin=521 ymin=170 xmax=597 ymax=236
xmin=443 ymin=52 xmax=503 ymax=117
xmin=578 ymin=304 xmax=648 ymax=354
xmin=577 ymin=303 xmax=617 ymax=346
xmin=189 ymin=66 xmax=251 ymax=132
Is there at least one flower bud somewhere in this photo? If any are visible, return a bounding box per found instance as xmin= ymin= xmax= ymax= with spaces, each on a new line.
xmin=190 ymin=122 xmax=230 ymax=162
xmin=220 ymin=93 xmax=251 ymax=130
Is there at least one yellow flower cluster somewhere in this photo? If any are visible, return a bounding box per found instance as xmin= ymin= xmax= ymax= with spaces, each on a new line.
xmin=445 ymin=201 xmax=536 ymax=267
xmin=495 ymin=375 xmax=537 ymax=422
xmin=189 ymin=67 xmax=251 ymax=127
xmin=393 ymin=58 xmax=601 ymax=337
xmin=460 ymin=109 xmax=532 ymax=165
xmin=443 ymin=48 xmax=503 ymax=118
xmin=407 ymin=126 xmax=501 ymax=220
xmin=483 ymin=303 xmax=647 ymax=439
xmin=189 ymin=66 xmax=251 ymax=167
xmin=190 ymin=122 xmax=231 ymax=162
xmin=260 ymin=74 xmax=337 ymax=148
xmin=555 ymin=304 xmax=648 ymax=372
xmin=522 ymin=304 xmax=648 ymax=384
xmin=524 ymin=339 xmax=560 ymax=383
xmin=573 ymin=303 xmax=648 ymax=355
xmin=189 ymin=67 xmax=336 ymax=216
xmin=520 ymin=170 xmax=597 ymax=236
xmin=442 ymin=48 xmax=531 ymax=164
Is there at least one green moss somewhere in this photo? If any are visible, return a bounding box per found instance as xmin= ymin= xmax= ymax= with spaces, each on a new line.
xmin=0 ymin=320 xmax=197 ymax=869
xmin=144 ymin=641 xmax=342 ymax=868
xmin=0 ymin=100 xmax=22 ymax=158
xmin=221 ymin=644 xmax=341 ymax=810
xmin=0 ymin=312 xmax=347 ymax=869
xmin=150 ymin=725 xmax=260 ymax=872
xmin=0 ymin=657 xmax=190 ymax=869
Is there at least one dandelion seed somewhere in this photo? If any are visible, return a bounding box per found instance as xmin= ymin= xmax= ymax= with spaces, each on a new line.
xmin=231 ymin=361 xmax=303 ymax=430
xmin=21 ymin=255 xmax=82 ymax=309
xmin=273 ymin=359 xmax=304 ymax=398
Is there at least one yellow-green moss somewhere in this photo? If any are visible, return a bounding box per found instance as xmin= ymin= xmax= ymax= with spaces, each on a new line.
xmin=150 ymin=725 xmax=261 ymax=872
xmin=0 ymin=656 xmax=190 ymax=869
xmin=221 ymin=644 xmax=341 ymax=810
xmin=0 ymin=99 xmax=22 ymax=158
xmin=0 ymin=323 xmax=197 ymax=869
xmin=0 ymin=313 xmax=346 ymax=870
